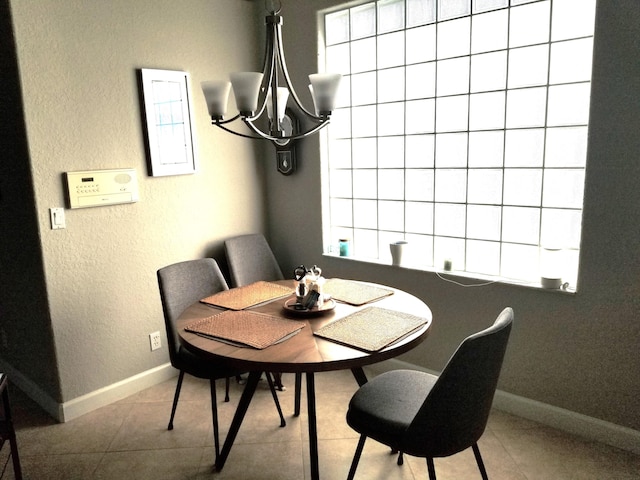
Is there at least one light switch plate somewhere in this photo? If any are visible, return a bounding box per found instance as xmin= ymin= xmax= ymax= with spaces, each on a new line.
xmin=49 ymin=207 xmax=66 ymax=229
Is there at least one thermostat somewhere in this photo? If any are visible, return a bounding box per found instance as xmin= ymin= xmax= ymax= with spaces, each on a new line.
xmin=65 ymin=168 xmax=139 ymax=209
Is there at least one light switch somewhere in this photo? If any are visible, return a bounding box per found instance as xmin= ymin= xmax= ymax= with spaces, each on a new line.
xmin=50 ymin=207 xmax=66 ymax=230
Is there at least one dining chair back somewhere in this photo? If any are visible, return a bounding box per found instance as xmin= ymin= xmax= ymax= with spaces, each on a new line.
xmin=159 ymin=258 xmax=229 ymax=371
xmin=346 ymin=307 xmax=514 ymax=480
xmin=224 ymin=233 xmax=284 ymax=288
xmin=224 ymin=234 xmax=292 ymax=393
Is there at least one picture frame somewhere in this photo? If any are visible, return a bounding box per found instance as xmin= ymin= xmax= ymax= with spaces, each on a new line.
xmin=139 ymin=68 xmax=198 ymax=176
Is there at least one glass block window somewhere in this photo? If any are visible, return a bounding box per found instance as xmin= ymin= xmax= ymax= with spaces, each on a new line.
xmin=322 ymin=0 xmax=596 ymax=288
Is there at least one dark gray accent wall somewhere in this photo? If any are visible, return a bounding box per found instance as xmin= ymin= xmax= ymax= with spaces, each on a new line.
xmin=0 ymin=0 xmax=61 ymax=401
xmin=266 ymin=0 xmax=640 ymax=431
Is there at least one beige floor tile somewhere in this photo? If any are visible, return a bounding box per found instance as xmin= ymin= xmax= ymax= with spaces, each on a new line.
xmin=17 ymin=452 xmax=104 ymax=480
xmin=107 ymin=400 xmax=210 ymax=451
xmin=93 ymin=447 xmax=203 ymax=480
xmin=302 ymin=388 xmax=359 ymax=441
xmin=6 ymin=370 xmax=640 ymax=480
xmin=495 ymin=425 xmax=640 ymax=480
xmin=401 ymin=430 xmax=527 ymax=480
xmin=196 ymin=442 xmax=304 ymax=480
xmin=318 ymin=438 xmax=415 ymax=480
xmin=16 ymin=402 xmax=132 ymax=456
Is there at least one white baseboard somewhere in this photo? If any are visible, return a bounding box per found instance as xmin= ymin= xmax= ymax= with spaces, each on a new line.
xmin=61 ymin=363 xmax=177 ymax=422
xmin=0 ymin=360 xmax=177 ymax=422
xmin=364 ymin=359 xmax=640 ymax=456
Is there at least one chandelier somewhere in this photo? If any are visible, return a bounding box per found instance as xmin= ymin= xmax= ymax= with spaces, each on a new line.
xmin=200 ymin=1 xmax=342 ymax=148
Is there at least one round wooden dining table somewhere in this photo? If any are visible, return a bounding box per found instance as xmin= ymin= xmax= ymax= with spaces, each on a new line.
xmin=178 ymin=279 xmax=432 ymax=480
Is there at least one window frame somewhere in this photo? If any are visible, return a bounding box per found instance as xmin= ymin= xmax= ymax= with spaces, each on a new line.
xmin=319 ymin=0 xmax=596 ymax=292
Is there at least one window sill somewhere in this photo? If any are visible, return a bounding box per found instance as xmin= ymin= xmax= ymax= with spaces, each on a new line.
xmin=322 ymin=252 xmax=577 ymax=294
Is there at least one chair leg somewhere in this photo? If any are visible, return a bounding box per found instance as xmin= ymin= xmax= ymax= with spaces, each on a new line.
xmin=1 ymin=385 xmax=22 ymax=480
xmin=9 ymin=433 xmax=23 ymax=480
xmin=272 ymin=372 xmax=285 ymax=391
xmin=294 ymin=373 xmax=302 ymax=417
xmin=347 ymin=435 xmax=367 ymax=480
xmin=472 ymin=443 xmax=489 ymax=480
xmin=390 ymin=448 xmax=404 ymax=465
xmin=264 ymin=372 xmax=286 ymax=427
xmin=209 ymin=379 xmax=220 ymax=463
xmin=168 ymin=370 xmax=185 ymax=430
xmin=426 ymin=457 xmax=436 ymax=480
xmin=224 ymin=377 xmax=230 ymax=402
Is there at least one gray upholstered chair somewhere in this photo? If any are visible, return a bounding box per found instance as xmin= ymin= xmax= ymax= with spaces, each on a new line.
xmin=157 ymin=258 xmax=285 ymax=462
xmin=224 ymin=233 xmax=293 ymax=392
xmin=224 ymin=233 xmax=284 ymax=288
xmin=346 ymin=307 xmax=514 ymax=480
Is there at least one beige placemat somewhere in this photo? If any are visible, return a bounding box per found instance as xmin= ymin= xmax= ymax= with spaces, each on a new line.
xmin=185 ymin=310 xmax=304 ymax=349
xmin=314 ymin=306 xmax=428 ymax=352
xmin=200 ymin=281 xmax=294 ymax=310
xmin=323 ymin=278 xmax=394 ymax=306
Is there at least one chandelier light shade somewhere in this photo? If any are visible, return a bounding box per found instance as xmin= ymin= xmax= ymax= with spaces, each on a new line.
xmin=308 ymin=73 xmax=342 ymax=114
xmin=266 ymin=87 xmax=290 ymax=123
xmin=201 ymin=80 xmax=232 ymax=118
xmin=200 ymin=0 xmax=342 ymax=144
xmin=229 ymin=72 xmax=264 ymax=115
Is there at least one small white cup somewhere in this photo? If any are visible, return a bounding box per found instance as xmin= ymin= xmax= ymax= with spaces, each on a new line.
xmin=390 ymin=241 xmax=408 ymax=266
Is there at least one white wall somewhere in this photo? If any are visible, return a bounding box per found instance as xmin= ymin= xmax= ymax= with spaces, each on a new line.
xmin=6 ymin=0 xmax=269 ymax=406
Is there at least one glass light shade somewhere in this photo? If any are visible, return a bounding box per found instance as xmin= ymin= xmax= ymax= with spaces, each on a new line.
xmin=230 ymin=72 xmax=264 ymax=115
xmin=266 ymin=87 xmax=290 ymax=122
xmin=201 ymin=80 xmax=232 ymax=118
xmin=308 ymin=85 xmax=318 ymax=115
xmin=309 ymin=73 xmax=342 ymax=113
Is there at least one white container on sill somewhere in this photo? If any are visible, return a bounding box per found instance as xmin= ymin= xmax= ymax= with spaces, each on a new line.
xmin=390 ymin=241 xmax=408 ymax=266
xmin=540 ymin=247 xmax=564 ymax=289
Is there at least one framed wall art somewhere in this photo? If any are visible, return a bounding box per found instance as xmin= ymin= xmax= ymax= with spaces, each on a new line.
xmin=139 ymin=68 xmax=198 ymax=176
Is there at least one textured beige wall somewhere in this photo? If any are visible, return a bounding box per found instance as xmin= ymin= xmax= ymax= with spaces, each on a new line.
xmin=8 ymin=0 xmax=268 ymax=402
xmin=266 ymin=0 xmax=640 ymax=431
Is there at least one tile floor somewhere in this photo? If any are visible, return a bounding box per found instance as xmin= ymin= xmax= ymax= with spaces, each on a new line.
xmin=1 ymin=369 xmax=639 ymax=479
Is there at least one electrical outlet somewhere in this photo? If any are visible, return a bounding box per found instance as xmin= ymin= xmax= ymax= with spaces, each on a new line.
xmin=149 ymin=331 xmax=161 ymax=351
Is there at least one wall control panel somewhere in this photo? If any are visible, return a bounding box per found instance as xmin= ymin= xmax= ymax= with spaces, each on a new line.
xmin=66 ymin=168 xmax=139 ymax=209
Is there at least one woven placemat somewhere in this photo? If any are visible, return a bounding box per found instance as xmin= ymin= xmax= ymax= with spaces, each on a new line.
xmin=314 ymin=306 xmax=428 ymax=352
xmin=200 ymin=281 xmax=294 ymax=310
xmin=185 ymin=310 xmax=304 ymax=349
xmin=323 ymin=278 xmax=394 ymax=306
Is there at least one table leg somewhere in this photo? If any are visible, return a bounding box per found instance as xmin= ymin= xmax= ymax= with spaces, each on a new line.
xmin=350 ymin=367 xmax=368 ymax=387
xmin=306 ymin=372 xmax=320 ymax=480
xmin=294 ymin=372 xmax=302 ymax=417
xmin=215 ymin=370 xmax=261 ymax=472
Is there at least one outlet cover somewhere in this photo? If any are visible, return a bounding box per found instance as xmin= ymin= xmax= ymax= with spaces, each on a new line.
xmin=149 ymin=331 xmax=161 ymax=351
